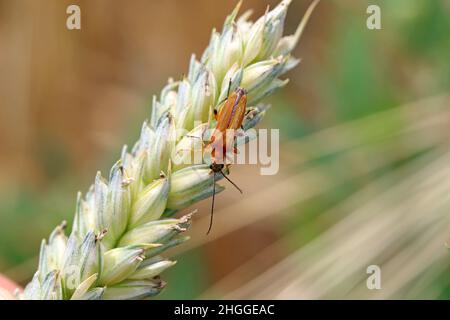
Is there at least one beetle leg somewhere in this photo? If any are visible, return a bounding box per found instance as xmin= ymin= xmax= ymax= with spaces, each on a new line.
xmin=226 ymin=78 xmax=232 ymax=99
xmin=215 ymin=78 xmax=233 ymax=108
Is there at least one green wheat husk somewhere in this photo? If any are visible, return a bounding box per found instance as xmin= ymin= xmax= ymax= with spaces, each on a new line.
xmin=13 ymin=0 xmax=318 ymax=300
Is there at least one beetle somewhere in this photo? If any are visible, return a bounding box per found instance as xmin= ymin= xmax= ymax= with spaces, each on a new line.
xmin=204 ymin=87 xmax=247 ymax=234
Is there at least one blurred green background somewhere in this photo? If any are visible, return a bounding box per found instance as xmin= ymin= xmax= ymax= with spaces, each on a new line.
xmin=1 ymin=0 xmax=450 ymax=299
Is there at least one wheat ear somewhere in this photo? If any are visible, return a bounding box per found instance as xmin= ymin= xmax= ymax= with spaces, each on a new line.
xmin=15 ymin=0 xmax=319 ymax=300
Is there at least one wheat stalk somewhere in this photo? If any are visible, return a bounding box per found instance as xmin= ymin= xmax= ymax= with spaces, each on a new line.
xmin=13 ymin=0 xmax=319 ymax=300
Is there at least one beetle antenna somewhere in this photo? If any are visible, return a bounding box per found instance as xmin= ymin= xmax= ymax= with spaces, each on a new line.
xmin=207 ymin=173 xmax=216 ymax=235
xmin=220 ymin=170 xmax=243 ymax=194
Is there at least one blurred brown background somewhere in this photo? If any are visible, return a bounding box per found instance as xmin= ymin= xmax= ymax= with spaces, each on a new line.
xmin=1 ymin=0 xmax=450 ymax=299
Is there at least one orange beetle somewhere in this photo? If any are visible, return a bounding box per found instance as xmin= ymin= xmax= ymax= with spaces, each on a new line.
xmin=204 ymin=87 xmax=247 ymax=234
